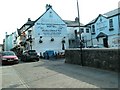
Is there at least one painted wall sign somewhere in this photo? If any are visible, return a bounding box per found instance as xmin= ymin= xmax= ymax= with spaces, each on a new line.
xmin=96 ymin=20 xmax=107 ymax=31
xmin=36 ymin=23 xmax=66 ymax=36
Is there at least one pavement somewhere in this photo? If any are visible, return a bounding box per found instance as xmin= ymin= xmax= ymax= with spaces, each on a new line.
xmin=1 ymin=65 xmax=29 ymax=88
xmin=1 ymin=59 xmax=119 ymax=88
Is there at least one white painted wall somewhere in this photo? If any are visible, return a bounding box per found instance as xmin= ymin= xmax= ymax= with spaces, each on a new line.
xmin=89 ymin=15 xmax=119 ymax=48
xmin=67 ymin=26 xmax=92 ymax=47
xmin=32 ymin=8 xmax=68 ymax=54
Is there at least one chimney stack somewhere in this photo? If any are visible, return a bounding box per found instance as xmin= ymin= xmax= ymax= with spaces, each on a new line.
xmin=28 ymin=18 xmax=31 ymax=21
xmin=46 ymin=4 xmax=52 ymax=10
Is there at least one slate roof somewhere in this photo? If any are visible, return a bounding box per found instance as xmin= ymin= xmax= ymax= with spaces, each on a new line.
xmin=104 ymin=8 xmax=120 ymax=17
xmin=86 ymin=8 xmax=120 ymax=25
xmin=64 ymin=20 xmax=84 ymax=27
xmin=19 ymin=18 xmax=34 ymax=30
xmin=25 ymin=19 xmax=34 ymax=26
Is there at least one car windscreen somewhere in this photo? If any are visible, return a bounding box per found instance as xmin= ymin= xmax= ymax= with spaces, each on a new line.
xmin=2 ymin=51 xmax=15 ymax=56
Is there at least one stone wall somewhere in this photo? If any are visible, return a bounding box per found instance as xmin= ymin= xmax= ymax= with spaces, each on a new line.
xmin=65 ymin=48 xmax=119 ymax=72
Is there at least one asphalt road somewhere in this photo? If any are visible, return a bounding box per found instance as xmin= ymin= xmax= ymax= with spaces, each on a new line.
xmin=1 ymin=59 xmax=119 ymax=88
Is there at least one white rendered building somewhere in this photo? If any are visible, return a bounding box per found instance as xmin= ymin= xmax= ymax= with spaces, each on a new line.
xmin=18 ymin=4 xmax=68 ymax=55
xmin=86 ymin=8 xmax=120 ymax=48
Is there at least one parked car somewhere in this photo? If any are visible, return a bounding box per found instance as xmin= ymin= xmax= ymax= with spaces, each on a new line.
xmin=43 ymin=50 xmax=55 ymax=59
xmin=0 ymin=51 xmax=19 ymax=65
xmin=21 ymin=50 xmax=39 ymax=62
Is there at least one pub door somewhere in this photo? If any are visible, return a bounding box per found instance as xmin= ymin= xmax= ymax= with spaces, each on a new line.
xmin=103 ymin=38 xmax=108 ymax=48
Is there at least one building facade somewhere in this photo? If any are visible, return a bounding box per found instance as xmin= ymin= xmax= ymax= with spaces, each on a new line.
xmin=4 ymin=32 xmax=17 ymax=51
xmin=86 ymin=8 xmax=120 ymax=48
xmin=17 ymin=4 xmax=68 ymax=55
xmin=65 ymin=17 xmax=92 ymax=48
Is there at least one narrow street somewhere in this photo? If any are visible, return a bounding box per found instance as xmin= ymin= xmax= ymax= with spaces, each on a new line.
xmin=1 ymin=59 xmax=118 ymax=88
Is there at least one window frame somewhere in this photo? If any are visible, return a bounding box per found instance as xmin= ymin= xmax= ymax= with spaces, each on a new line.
xmin=109 ymin=18 xmax=114 ymax=31
xmin=86 ymin=28 xmax=89 ymax=33
xmin=92 ymin=25 xmax=95 ymax=34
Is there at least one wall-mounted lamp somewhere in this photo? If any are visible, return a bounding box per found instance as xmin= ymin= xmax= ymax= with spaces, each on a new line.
xmin=39 ymin=36 xmax=43 ymax=43
xmin=51 ymin=37 xmax=54 ymax=41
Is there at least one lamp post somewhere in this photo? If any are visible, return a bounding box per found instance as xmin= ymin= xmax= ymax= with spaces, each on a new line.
xmin=77 ymin=0 xmax=83 ymax=66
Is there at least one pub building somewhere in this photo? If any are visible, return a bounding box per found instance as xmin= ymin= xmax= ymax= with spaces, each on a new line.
xmin=17 ymin=4 xmax=68 ymax=55
xmin=86 ymin=8 xmax=120 ymax=48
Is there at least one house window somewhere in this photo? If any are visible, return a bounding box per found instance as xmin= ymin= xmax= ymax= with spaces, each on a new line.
xmin=109 ymin=19 xmax=114 ymax=31
xmin=92 ymin=25 xmax=95 ymax=34
xmin=80 ymin=28 xmax=84 ymax=33
xmin=86 ymin=29 xmax=89 ymax=33
xmin=109 ymin=19 xmax=113 ymax=28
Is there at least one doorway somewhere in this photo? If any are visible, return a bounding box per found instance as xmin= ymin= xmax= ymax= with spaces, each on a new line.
xmin=103 ymin=38 xmax=108 ymax=48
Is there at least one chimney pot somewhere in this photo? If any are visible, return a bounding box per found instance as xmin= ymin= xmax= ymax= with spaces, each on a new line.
xmin=28 ymin=18 xmax=31 ymax=21
xmin=46 ymin=4 xmax=52 ymax=10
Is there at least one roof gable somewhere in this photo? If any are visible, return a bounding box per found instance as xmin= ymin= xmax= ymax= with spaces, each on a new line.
xmin=34 ymin=7 xmax=66 ymax=25
xmin=87 ymin=14 xmax=107 ymax=25
xmin=64 ymin=20 xmax=84 ymax=27
xmin=18 ymin=5 xmax=66 ymax=36
xmin=86 ymin=8 xmax=120 ymax=25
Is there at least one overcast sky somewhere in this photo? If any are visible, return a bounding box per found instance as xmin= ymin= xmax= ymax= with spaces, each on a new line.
xmin=0 ymin=0 xmax=119 ymax=44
